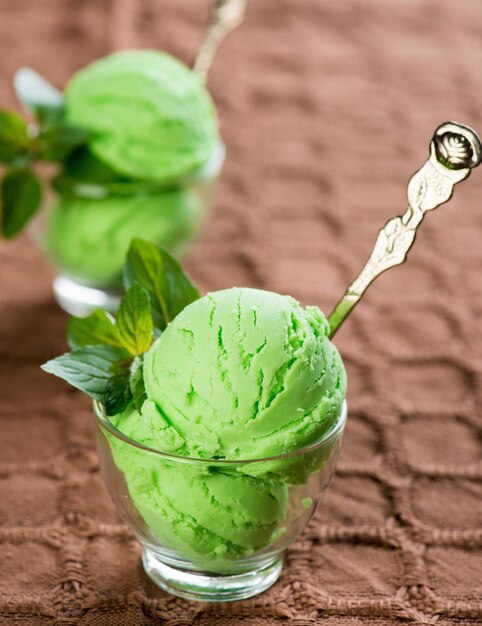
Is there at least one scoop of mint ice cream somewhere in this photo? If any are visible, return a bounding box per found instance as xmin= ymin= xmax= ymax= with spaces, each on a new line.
xmin=65 ymin=50 xmax=219 ymax=181
xmin=143 ymin=287 xmax=347 ymax=460
xmin=44 ymin=188 xmax=201 ymax=288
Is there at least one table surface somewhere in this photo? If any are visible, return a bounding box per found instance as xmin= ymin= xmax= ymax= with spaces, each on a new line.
xmin=0 ymin=0 xmax=481 ymax=624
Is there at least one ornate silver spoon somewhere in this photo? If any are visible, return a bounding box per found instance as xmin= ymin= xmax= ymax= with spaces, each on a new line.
xmin=328 ymin=122 xmax=482 ymax=338
xmin=193 ymin=0 xmax=247 ymax=77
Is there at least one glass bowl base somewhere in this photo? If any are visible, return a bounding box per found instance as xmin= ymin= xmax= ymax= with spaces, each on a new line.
xmin=141 ymin=549 xmax=284 ymax=602
xmin=53 ymin=276 xmax=121 ymax=317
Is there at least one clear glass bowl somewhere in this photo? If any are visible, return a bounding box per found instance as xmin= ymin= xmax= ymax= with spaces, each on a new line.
xmin=30 ymin=142 xmax=225 ymax=317
xmin=94 ymin=400 xmax=347 ymax=602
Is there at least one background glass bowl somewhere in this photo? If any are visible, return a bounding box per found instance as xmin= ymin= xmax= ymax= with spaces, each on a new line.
xmin=94 ymin=400 xmax=347 ymax=602
xmin=29 ymin=142 xmax=225 ymax=317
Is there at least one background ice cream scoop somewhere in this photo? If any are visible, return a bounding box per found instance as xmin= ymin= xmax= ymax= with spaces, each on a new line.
xmin=143 ymin=287 xmax=347 ymax=460
xmin=65 ymin=50 xmax=220 ymax=181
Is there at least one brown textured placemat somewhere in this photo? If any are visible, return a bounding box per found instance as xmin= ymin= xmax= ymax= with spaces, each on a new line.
xmin=0 ymin=0 xmax=481 ymax=624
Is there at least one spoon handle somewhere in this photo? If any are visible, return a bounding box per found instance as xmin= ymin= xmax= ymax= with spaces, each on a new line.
xmin=328 ymin=122 xmax=482 ymax=338
xmin=193 ymin=0 xmax=247 ymax=77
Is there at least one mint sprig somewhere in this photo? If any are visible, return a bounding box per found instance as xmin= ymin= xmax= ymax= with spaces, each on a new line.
xmin=41 ymin=345 xmax=130 ymax=402
xmin=0 ymin=68 xmax=93 ymax=239
xmin=1 ymin=168 xmax=42 ymax=239
xmin=124 ymin=238 xmax=200 ymax=330
xmin=67 ymin=310 xmax=121 ymax=350
xmin=116 ymin=283 xmax=154 ymax=356
xmin=42 ymin=240 xmax=200 ymax=416
xmin=129 ymin=356 xmax=147 ymax=412
xmin=104 ymin=372 xmax=133 ymax=416
xmin=31 ymin=123 xmax=91 ymax=162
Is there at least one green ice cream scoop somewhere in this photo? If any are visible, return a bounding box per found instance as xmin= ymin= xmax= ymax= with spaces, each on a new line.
xmin=143 ymin=287 xmax=347 ymax=460
xmin=111 ymin=405 xmax=288 ymax=562
xmin=65 ymin=50 xmax=219 ymax=182
xmin=44 ymin=188 xmax=201 ymax=287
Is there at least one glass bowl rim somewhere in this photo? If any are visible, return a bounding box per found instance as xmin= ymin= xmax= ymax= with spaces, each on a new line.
xmin=94 ymin=398 xmax=347 ymax=466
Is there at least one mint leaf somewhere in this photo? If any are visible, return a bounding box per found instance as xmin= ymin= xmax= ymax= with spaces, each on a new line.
xmin=33 ymin=123 xmax=91 ymax=162
xmin=67 ymin=310 xmax=121 ymax=350
xmin=61 ymin=148 xmax=126 ymax=184
xmin=1 ymin=168 xmax=42 ymax=238
xmin=14 ymin=68 xmax=64 ymax=124
xmin=109 ymin=356 xmax=133 ymax=376
xmin=116 ymin=283 xmax=154 ymax=355
xmin=0 ymin=109 xmax=29 ymax=163
xmin=129 ymin=356 xmax=147 ymax=412
xmin=52 ymin=148 xmax=137 ymax=197
xmin=53 ymin=150 xmax=166 ymax=197
xmin=104 ymin=373 xmax=132 ymax=416
xmin=124 ymin=239 xmax=200 ymax=330
xmin=41 ymin=345 xmax=129 ymax=401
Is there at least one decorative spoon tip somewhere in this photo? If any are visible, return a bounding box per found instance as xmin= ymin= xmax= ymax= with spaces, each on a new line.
xmin=327 ymin=121 xmax=481 ymax=338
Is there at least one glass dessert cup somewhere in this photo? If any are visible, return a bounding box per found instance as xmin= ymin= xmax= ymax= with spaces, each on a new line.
xmin=94 ymin=400 xmax=347 ymax=602
xmin=30 ymin=142 xmax=225 ymax=317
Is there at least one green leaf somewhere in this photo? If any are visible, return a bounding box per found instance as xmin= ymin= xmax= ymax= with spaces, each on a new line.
xmin=129 ymin=356 xmax=147 ymax=412
xmin=61 ymin=148 xmax=125 ymax=184
xmin=0 ymin=109 xmax=29 ymax=163
xmin=14 ymin=67 xmax=64 ymax=123
xmin=124 ymin=239 xmax=200 ymax=330
xmin=109 ymin=356 xmax=133 ymax=376
xmin=33 ymin=123 xmax=91 ymax=162
xmin=116 ymin=283 xmax=154 ymax=355
xmin=41 ymin=345 xmax=130 ymax=401
xmin=1 ymin=168 xmax=42 ymax=238
xmin=104 ymin=373 xmax=132 ymax=416
xmin=67 ymin=310 xmax=121 ymax=350
xmin=53 ymin=149 xmax=170 ymax=197
xmin=52 ymin=148 xmax=130 ymax=198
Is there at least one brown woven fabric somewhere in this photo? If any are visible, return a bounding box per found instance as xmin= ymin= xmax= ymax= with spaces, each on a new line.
xmin=0 ymin=0 xmax=481 ymax=624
